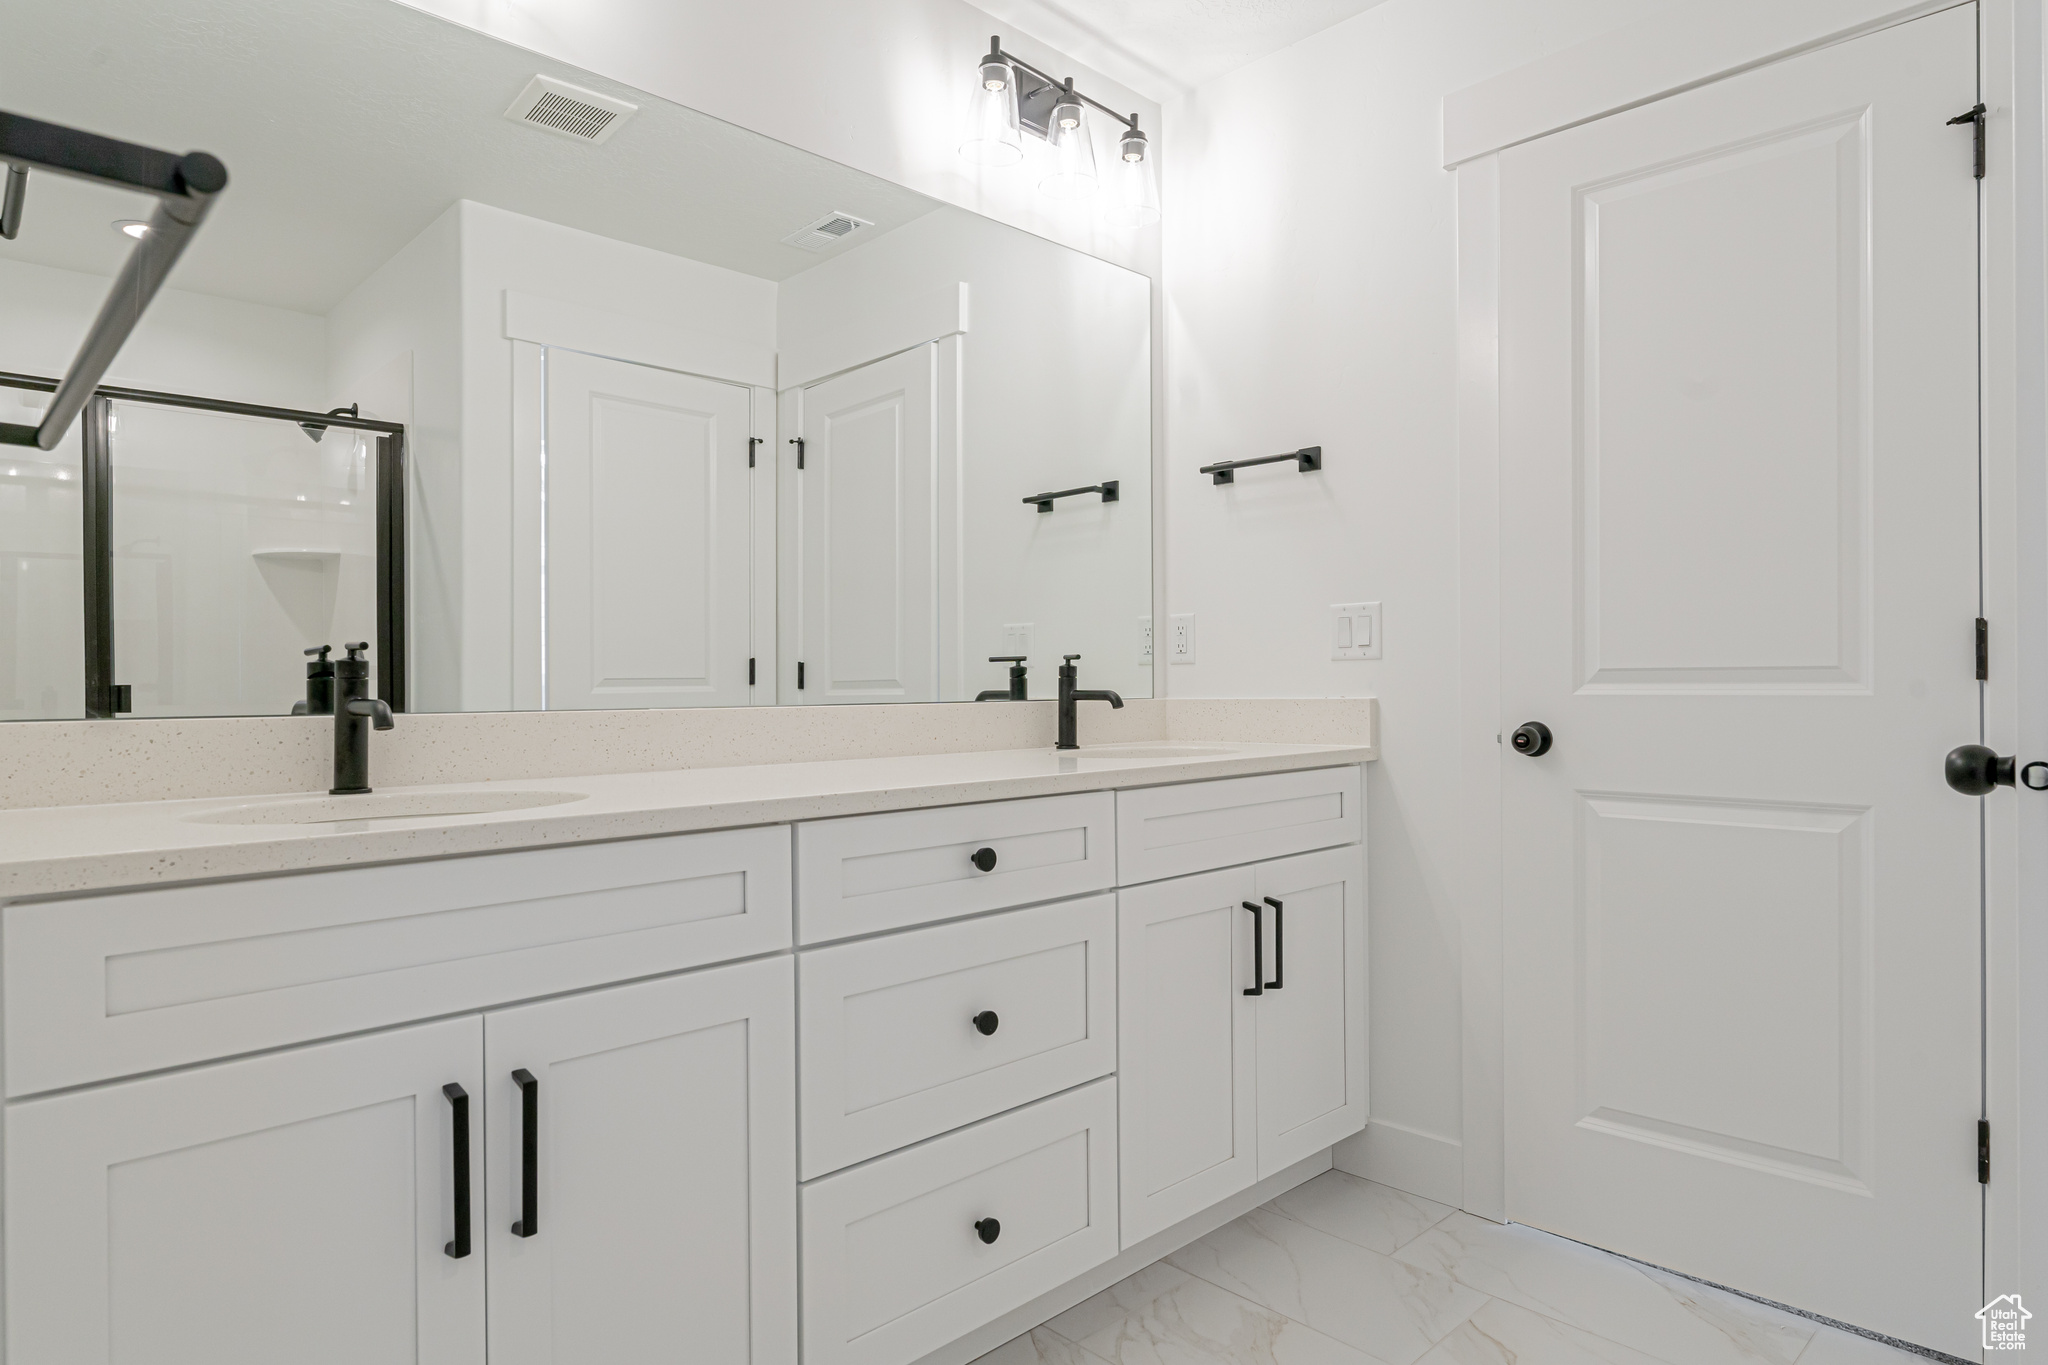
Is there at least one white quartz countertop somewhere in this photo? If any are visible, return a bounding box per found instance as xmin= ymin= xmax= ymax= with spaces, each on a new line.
xmin=0 ymin=740 xmax=1371 ymax=900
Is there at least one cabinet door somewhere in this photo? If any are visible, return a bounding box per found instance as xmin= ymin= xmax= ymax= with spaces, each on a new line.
xmin=1116 ymin=866 xmax=1258 ymax=1248
xmin=484 ymin=957 xmax=797 ymax=1365
xmin=1252 ymin=846 xmax=1368 ymax=1176
xmin=6 ymin=1016 xmax=484 ymax=1365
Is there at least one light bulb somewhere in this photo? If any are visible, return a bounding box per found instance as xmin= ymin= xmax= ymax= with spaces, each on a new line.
xmin=1040 ymin=81 xmax=1097 ymax=200
xmin=1104 ymin=123 xmax=1159 ymax=227
xmin=959 ymin=44 xmax=1024 ymax=167
xmin=112 ymin=219 xmax=150 ymax=239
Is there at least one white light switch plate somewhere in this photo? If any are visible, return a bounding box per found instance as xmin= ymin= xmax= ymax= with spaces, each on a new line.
xmin=1169 ymin=613 xmax=1196 ymax=664
xmin=1331 ymin=602 xmax=1381 ymax=660
xmin=1138 ymin=616 xmax=1154 ymax=666
xmin=1003 ymin=623 xmax=1034 ymax=658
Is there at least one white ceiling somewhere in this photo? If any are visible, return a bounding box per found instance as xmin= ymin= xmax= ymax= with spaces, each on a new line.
xmin=0 ymin=0 xmax=939 ymax=315
xmin=970 ymin=0 xmax=1396 ymax=99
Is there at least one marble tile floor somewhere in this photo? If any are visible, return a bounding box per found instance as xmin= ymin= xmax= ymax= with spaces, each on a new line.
xmin=971 ymin=1171 xmax=1933 ymax=1365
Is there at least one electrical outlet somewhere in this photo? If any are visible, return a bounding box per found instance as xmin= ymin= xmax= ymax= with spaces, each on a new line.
xmin=1331 ymin=602 xmax=1381 ymax=660
xmin=1138 ymin=616 xmax=1154 ymax=666
xmin=1169 ymin=613 xmax=1196 ymax=664
xmin=1002 ymin=623 xmax=1034 ymax=659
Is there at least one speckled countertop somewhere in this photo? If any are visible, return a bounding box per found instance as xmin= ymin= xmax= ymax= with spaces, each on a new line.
xmin=0 ymin=741 xmax=1371 ymax=900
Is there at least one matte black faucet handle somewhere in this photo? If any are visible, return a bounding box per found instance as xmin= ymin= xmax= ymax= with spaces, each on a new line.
xmin=305 ymin=645 xmax=332 ymax=661
xmin=343 ymin=641 xmax=369 ymax=660
xmin=988 ymin=655 xmax=1027 ymax=663
xmin=346 ymin=697 xmax=395 ymax=731
xmin=1063 ymin=654 xmax=1081 ymax=663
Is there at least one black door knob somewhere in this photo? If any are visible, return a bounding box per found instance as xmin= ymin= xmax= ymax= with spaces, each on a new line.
xmin=974 ymin=1217 xmax=1001 ymax=1244
xmin=970 ymin=847 xmax=998 ymax=872
xmin=972 ymin=1010 xmax=1000 ymax=1036
xmin=1947 ymin=744 xmax=2017 ymax=795
xmin=1511 ymin=722 xmax=1553 ymax=757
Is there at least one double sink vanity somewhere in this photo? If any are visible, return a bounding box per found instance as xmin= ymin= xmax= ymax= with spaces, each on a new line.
xmin=0 ymin=733 xmax=1370 ymax=1365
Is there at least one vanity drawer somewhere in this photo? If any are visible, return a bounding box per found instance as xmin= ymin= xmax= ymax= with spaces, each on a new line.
xmin=798 ymin=895 xmax=1115 ymax=1179
xmin=1116 ymin=765 xmax=1362 ymax=885
xmin=799 ymin=1078 xmax=1117 ymax=1365
xmin=3 ymin=825 xmax=792 ymax=1097
xmin=794 ymin=792 xmax=1114 ymax=943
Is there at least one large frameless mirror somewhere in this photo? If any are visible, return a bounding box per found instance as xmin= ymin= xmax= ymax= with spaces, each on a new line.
xmin=0 ymin=0 xmax=1153 ymax=719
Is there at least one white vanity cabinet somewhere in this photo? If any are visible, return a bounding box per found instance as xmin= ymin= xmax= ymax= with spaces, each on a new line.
xmin=483 ymin=958 xmax=797 ymax=1365
xmin=1116 ymin=844 xmax=1367 ymax=1247
xmin=0 ymin=756 xmax=1369 ymax=1365
xmin=7 ymin=1016 xmax=489 ymax=1365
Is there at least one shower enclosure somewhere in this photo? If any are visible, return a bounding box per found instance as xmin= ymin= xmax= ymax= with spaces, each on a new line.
xmin=0 ymin=372 xmax=405 ymax=720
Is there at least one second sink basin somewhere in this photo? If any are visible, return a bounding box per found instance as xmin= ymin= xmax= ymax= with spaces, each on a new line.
xmin=188 ymin=790 xmax=587 ymax=826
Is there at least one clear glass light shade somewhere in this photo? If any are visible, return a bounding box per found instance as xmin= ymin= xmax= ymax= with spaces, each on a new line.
xmin=959 ymin=57 xmax=1024 ymax=166
xmin=1039 ymin=95 xmax=1098 ymax=200
xmin=1104 ymin=127 xmax=1159 ymax=227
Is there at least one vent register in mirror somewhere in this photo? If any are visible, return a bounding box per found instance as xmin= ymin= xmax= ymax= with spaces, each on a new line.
xmin=0 ymin=0 xmax=1152 ymax=720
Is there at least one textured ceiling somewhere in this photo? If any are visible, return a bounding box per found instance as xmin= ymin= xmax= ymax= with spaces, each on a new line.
xmin=0 ymin=0 xmax=939 ymax=314
xmin=970 ymin=0 xmax=1396 ymax=97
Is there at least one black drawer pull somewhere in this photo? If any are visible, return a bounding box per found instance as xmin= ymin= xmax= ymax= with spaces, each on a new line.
xmin=1243 ymin=902 xmax=1264 ymax=996
xmin=973 ymin=1010 xmax=1000 ymax=1036
xmin=443 ymin=1082 xmax=471 ymax=1259
xmin=1264 ymin=896 xmax=1284 ymax=990
xmin=975 ymin=1217 xmax=1002 ymax=1244
xmin=970 ymin=847 xmax=998 ymax=872
xmin=511 ymin=1068 xmax=539 ymax=1238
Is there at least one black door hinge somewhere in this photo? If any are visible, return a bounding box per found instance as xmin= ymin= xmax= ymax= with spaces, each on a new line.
xmin=749 ymin=437 xmax=762 ymax=468
xmin=748 ymin=657 xmax=756 ymax=686
xmin=1980 ymin=1119 xmax=1991 ymax=1184
xmin=1949 ymin=103 xmax=1987 ymax=179
xmin=1977 ymin=618 xmax=1990 ymax=681
xmin=789 ymin=436 xmax=805 ymax=469
xmin=797 ymin=661 xmax=806 ymax=689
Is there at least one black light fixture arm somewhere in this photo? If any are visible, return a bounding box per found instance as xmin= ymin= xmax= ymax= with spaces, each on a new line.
xmin=987 ymin=39 xmax=1141 ymax=133
xmin=0 ymin=110 xmax=228 ymax=451
xmin=1024 ymin=480 xmax=1119 ymax=512
xmin=1200 ymin=446 xmax=1322 ymax=485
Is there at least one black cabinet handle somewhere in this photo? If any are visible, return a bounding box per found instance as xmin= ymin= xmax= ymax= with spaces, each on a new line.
xmin=1263 ymin=896 xmax=1284 ymax=990
xmin=511 ymin=1069 xmax=539 ymax=1238
xmin=443 ymin=1082 xmax=471 ymax=1259
xmin=975 ymin=1217 xmax=1002 ymax=1244
xmin=970 ymin=847 xmax=998 ymax=872
xmin=973 ymin=1010 xmax=1000 ymax=1036
xmin=1243 ymin=902 xmax=1264 ymax=996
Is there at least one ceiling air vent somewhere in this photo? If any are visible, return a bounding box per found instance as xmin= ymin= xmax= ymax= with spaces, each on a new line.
xmin=782 ymin=211 xmax=874 ymax=252
xmin=504 ymin=75 xmax=637 ymax=144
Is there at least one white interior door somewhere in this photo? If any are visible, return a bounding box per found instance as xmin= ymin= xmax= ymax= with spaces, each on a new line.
xmin=1117 ymin=866 xmax=1258 ymax=1247
xmin=545 ymin=349 xmax=753 ymax=710
xmin=1252 ymin=846 xmax=1367 ymax=1176
xmin=1498 ymin=10 xmax=1981 ymax=1353
xmin=483 ymin=957 xmax=796 ymax=1365
xmin=787 ymin=345 xmax=937 ymax=703
xmin=5 ymin=1016 xmax=485 ymax=1364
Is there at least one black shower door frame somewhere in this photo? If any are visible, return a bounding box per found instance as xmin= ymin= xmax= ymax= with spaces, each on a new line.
xmin=1 ymin=370 xmax=408 ymax=717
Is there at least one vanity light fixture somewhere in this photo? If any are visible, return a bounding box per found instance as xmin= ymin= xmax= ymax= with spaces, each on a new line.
xmin=960 ymin=38 xmax=1155 ymax=225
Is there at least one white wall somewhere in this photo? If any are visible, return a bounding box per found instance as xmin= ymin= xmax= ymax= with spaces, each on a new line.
xmin=1159 ymin=0 xmax=1647 ymax=1199
xmin=779 ymin=207 xmax=1153 ymax=702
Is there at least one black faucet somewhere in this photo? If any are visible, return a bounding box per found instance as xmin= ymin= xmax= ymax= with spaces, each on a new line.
xmin=331 ymin=642 xmax=394 ymax=795
xmin=977 ymin=655 xmax=1030 ymax=701
xmin=1056 ymin=654 xmax=1122 ymax=750
xmin=292 ymin=645 xmax=335 ymax=716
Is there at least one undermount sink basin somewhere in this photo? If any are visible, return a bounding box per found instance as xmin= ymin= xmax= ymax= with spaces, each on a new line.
xmin=1073 ymin=745 xmax=1237 ymax=760
xmin=187 ymin=790 xmax=587 ymax=826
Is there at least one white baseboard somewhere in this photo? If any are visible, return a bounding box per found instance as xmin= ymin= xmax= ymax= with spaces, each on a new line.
xmin=1333 ymin=1119 xmax=1463 ymax=1207
xmin=910 ymin=1148 xmax=1335 ymax=1365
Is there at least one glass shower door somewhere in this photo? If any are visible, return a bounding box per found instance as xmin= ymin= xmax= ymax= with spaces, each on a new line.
xmin=107 ymin=399 xmax=380 ymax=718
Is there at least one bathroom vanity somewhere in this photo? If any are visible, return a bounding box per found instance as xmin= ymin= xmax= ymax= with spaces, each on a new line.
xmin=0 ymin=741 xmax=1368 ymax=1365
